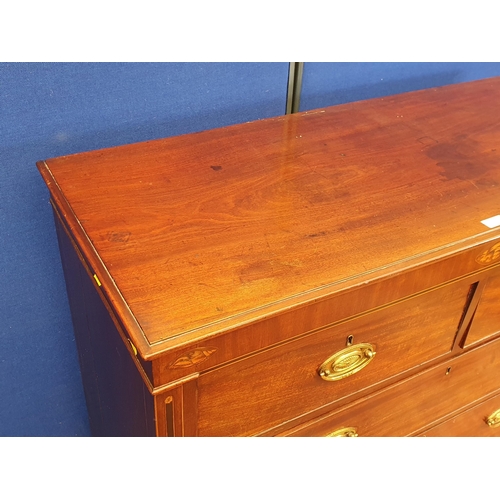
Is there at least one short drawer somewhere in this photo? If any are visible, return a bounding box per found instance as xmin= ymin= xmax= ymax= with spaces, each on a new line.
xmin=463 ymin=266 xmax=500 ymax=347
xmin=279 ymin=335 xmax=500 ymax=437
xmin=419 ymin=392 xmax=500 ymax=437
xmin=197 ymin=278 xmax=472 ymax=436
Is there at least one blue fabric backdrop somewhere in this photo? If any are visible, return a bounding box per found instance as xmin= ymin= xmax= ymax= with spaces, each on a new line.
xmin=299 ymin=62 xmax=500 ymax=111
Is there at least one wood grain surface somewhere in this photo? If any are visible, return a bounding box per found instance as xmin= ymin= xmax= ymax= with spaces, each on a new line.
xmin=38 ymin=77 xmax=500 ymax=358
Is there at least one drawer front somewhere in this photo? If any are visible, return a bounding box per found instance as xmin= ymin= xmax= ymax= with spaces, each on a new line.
xmin=280 ymin=336 xmax=500 ymax=437
xmin=464 ymin=266 xmax=500 ymax=347
xmin=197 ymin=279 xmax=471 ymax=436
xmin=419 ymin=392 xmax=500 ymax=437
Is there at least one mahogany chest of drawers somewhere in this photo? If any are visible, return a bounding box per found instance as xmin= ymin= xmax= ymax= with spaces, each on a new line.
xmin=38 ymin=77 xmax=500 ymax=436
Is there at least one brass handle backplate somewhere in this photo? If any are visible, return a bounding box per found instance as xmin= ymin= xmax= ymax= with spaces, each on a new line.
xmin=327 ymin=426 xmax=358 ymax=437
xmin=486 ymin=408 xmax=500 ymax=428
xmin=318 ymin=342 xmax=376 ymax=381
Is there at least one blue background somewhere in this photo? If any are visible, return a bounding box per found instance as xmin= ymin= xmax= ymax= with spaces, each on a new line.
xmin=2 ymin=62 xmax=500 ymax=436
xmin=299 ymin=62 xmax=500 ymax=110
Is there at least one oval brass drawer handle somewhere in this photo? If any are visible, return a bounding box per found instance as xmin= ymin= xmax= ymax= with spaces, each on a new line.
xmin=327 ymin=427 xmax=358 ymax=437
xmin=318 ymin=342 xmax=376 ymax=381
xmin=486 ymin=409 xmax=500 ymax=428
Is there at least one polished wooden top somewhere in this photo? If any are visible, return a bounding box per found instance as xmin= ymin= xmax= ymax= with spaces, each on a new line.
xmin=38 ymin=77 xmax=500 ymax=358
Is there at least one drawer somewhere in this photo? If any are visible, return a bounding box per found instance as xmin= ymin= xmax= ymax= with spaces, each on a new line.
xmin=463 ymin=265 xmax=500 ymax=347
xmin=197 ymin=278 xmax=472 ymax=436
xmin=278 ymin=335 xmax=500 ymax=437
xmin=419 ymin=392 xmax=500 ymax=437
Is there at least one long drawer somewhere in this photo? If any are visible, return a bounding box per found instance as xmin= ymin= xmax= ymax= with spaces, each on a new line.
xmin=277 ymin=335 xmax=500 ymax=437
xmin=197 ymin=278 xmax=473 ymax=436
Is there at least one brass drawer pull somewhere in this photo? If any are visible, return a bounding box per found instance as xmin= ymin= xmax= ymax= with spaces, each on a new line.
xmin=327 ymin=426 xmax=358 ymax=437
xmin=486 ymin=408 xmax=500 ymax=428
xmin=318 ymin=343 xmax=376 ymax=381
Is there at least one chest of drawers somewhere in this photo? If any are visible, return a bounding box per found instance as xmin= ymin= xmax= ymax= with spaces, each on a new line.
xmin=38 ymin=77 xmax=500 ymax=436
